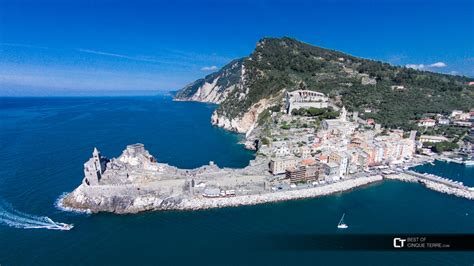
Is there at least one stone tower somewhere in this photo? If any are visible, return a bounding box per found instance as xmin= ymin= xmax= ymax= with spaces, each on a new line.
xmin=92 ymin=147 xmax=103 ymax=174
xmin=340 ymin=106 xmax=347 ymax=122
xmin=84 ymin=147 xmax=107 ymax=186
xmin=352 ymin=111 xmax=359 ymax=121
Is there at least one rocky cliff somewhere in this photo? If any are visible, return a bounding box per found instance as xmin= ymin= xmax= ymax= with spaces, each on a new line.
xmin=175 ymin=37 xmax=473 ymax=132
xmin=175 ymin=57 xmax=267 ymax=134
xmin=210 ymin=97 xmax=272 ymax=134
xmin=174 ymin=58 xmax=245 ymax=104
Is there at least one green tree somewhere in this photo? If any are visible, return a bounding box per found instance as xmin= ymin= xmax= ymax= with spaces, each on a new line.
xmin=431 ymin=141 xmax=459 ymax=153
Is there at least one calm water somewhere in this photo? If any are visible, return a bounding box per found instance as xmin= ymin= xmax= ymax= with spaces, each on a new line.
xmin=0 ymin=96 xmax=473 ymax=265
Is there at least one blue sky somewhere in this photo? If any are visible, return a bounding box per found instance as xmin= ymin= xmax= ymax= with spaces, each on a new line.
xmin=0 ymin=0 xmax=473 ymax=96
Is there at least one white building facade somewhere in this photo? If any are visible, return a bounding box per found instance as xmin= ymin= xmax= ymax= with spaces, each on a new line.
xmin=286 ymin=90 xmax=329 ymax=114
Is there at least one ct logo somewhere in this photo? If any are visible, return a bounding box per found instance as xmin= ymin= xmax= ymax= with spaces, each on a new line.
xmin=393 ymin=238 xmax=406 ymax=248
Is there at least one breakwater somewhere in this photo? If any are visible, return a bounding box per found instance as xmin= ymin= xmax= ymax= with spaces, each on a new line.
xmin=177 ymin=175 xmax=383 ymax=210
xmin=384 ymin=172 xmax=474 ymax=200
xmin=61 ymin=174 xmax=384 ymax=213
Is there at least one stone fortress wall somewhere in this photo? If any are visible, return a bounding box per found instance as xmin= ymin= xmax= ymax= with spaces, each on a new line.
xmin=286 ymin=90 xmax=329 ymax=114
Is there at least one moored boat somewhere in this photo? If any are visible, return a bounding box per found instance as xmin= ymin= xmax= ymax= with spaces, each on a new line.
xmin=337 ymin=213 xmax=348 ymax=229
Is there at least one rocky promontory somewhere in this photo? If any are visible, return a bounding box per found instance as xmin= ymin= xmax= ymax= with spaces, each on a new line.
xmin=60 ymin=143 xmax=269 ymax=213
xmin=59 ymin=143 xmax=384 ymax=214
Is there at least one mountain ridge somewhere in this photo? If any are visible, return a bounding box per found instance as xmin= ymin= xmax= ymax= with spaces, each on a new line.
xmin=175 ymin=37 xmax=473 ymax=134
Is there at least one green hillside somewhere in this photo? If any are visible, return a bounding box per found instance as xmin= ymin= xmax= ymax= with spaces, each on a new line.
xmin=177 ymin=37 xmax=473 ymax=130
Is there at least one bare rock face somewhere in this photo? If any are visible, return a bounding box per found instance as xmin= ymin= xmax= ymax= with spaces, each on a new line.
xmin=186 ymin=79 xmax=235 ymax=104
xmin=174 ymin=58 xmax=255 ymax=134
xmin=210 ymin=98 xmax=270 ymax=134
xmin=61 ymin=187 xmax=134 ymax=213
xmin=60 ymin=184 xmax=181 ymax=214
xmin=174 ymin=59 xmax=244 ymax=104
xmin=210 ymin=112 xmax=246 ymax=133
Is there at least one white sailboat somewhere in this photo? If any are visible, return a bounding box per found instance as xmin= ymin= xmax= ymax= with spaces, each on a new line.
xmin=337 ymin=213 xmax=348 ymax=229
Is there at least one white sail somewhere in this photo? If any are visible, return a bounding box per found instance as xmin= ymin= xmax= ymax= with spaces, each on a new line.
xmin=337 ymin=213 xmax=348 ymax=229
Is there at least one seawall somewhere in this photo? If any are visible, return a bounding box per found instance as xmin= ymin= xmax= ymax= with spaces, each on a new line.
xmin=384 ymin=173 xmax=474 ymax=200
xmin=59 ymin=175 xmax=384 ymax=214
xmin=176 ymin=175 xmax=384 ymax=210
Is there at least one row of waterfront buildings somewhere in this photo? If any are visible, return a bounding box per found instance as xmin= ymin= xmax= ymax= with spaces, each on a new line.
xmin=268 ymin=101 xmax=417 ymax=184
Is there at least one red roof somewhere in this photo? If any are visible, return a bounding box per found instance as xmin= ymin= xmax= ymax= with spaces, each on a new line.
xmin=301 ymin=158 xmax=316 ymax=165
xmin=419 ymin=118 xmax=435 ymax=122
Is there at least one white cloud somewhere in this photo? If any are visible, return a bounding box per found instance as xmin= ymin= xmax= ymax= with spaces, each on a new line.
xmin=429 ymin=62 xmax=447 ymax=68
xmin=77 ymin=48 xmax=163 ymax=64
xmin=77 ymin=49 xmax=233 ymax=71
xmin=406 ymin=64 xmax=425 ymax=70
xmin=406 ymin=61 xmax=447 ymax=70
xmin=201 ymin=65 xmax=218 ymax=71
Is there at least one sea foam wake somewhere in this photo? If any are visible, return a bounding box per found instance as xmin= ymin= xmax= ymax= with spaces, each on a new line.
xmin=0 ymin=200 xmax=73 ymax=230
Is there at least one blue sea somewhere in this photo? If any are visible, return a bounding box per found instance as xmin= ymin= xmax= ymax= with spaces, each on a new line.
xmin=0 ymin=96 xmax=473 ymax=265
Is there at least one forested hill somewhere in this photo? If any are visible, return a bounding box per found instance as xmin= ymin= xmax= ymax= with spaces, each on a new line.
xmin=175 ymin=37 xmax=473 ymax=130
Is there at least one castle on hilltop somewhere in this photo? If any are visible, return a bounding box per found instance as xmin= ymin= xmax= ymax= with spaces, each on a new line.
xmin=285 ymin=90 xmax=329 ymax=115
